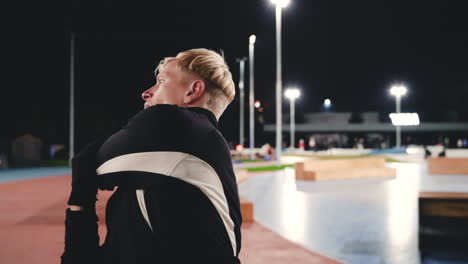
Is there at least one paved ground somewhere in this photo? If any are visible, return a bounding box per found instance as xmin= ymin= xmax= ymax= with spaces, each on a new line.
xmin=0 ymin=168 xmax=340 ymax=264
xmin=1 ymin=160 xmax=467 ymax=264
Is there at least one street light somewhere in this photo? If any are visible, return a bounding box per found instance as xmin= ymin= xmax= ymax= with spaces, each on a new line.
xmin=390 ymin=85 xmax=407 ymax=147
xmin=236 ymin=57 xmax=247 ymax=148
xmin=249 ymin=35 xmax=256 ymax=160
xmin=389 ymin=113 xmax=420 ymax=126
xmin=285 ymin=88 xmax=300 ymax=148
xmin=254 ymin=100 xmax=261 ymax=108
xmin=270 ymin=0 xmax=290 ymax=161
xmin=271 ymin=0 xmax=290 ymax=7
xmin=324 ymin=98 xmax=331 ymax=109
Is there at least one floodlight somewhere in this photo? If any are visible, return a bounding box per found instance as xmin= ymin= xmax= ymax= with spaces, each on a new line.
xmin=390 ymin=85 xmax=407 ymax=97
xmin=271 ymin=0 xmax=290 ymax=8
xmin=249 ymin=35 xmax=256 ymax=44
xmin=389 ymin=113 xmax=420 ymax=126
xmin=284 ymin=88 xmax=300 ymax=100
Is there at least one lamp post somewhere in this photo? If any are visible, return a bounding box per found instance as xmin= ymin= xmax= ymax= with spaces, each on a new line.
xmin=69 ymin=32 xmax=75 ymax=164
xmin=236 ymin=57 xmax=247 ymax=148
xmin=390 ymin=85 xmax=407 ymax=148
xmin=249 ymin=35 xmax=256 ymax=160
xmin=285 ymin=88 xmax=300 ymax=148
xmin=270 ymin=0 xmax=290 ymax=161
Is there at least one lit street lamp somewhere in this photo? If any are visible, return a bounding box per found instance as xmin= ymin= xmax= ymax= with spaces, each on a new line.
xmin=254 ymin=100 xmax=261 ymax=108
xmin=236 ymin=57 xmax=247 ymax=148
xmin=270 ymin=0 xmax=290 ymax=161
xmin=323 ymin=98 xmax=332 ymax=110
xmin=390 ymin=85 xmax=407 ymax=147
xmin=285 ymin=88 xmax=300 ymax=148
xmin=249 ymin=35 xmax=256 ymax=160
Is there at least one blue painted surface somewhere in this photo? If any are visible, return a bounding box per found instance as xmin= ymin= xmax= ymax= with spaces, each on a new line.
xmin=423 ymin=253 xmax=468 ymax=264
xmin=368 ymin=147 xmax=407 ymax=155
xmin=0 ymin=167 xmax=71 ymax=183
xmin=238 ymin=161 xmax=468 ymax=264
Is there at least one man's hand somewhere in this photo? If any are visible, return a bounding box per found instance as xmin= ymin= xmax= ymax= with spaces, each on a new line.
xmin=68 ymin=137 xmax=107 ymax=208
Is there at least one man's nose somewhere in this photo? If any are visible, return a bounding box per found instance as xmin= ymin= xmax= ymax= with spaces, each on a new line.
xmin=142 ymin=87 xmax=153 ymax=101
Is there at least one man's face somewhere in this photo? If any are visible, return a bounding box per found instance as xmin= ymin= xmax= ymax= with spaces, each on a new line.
xmin=142 ymin=60 xmax=189 ymax=109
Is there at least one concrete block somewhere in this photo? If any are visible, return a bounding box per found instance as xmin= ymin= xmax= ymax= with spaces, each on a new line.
xmin=427 ymin=157 xmax=468 ymax=175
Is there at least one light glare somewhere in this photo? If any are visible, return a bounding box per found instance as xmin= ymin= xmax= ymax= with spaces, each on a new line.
xmin=284 ymin=88 xmax=300 ymax=99
xmin=249 ymin=35 xmax=256 ymax=44
xmin=390 ymin=85 xmax=407 ymax=96
xmin=254 ymin=100 xmax=261 ymax=108
xmin=389 ymin=113 xmax=420 ymax=126
xmin=324 ymin=99 xmax=331 ymax=106
xmin=271 ymin=0 xmax=290 ymax=8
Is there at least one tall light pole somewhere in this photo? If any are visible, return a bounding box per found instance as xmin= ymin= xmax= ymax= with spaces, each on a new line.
xmin=285 ymin=88 xmax=300 ymax=148
xmin=249 ymin=35 xmax=256 ymax=160
xmin=271 ymin=0 xmax=290 ymax=161
xmin=236 ymin=57 xmax=247 ymax=148
xmin=69 ymin=32 xmax=76 ymax=164
xmin=390 ymin=85 xmax=407 ymax=148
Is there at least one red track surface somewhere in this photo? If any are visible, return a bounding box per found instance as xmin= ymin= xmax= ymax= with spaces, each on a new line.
xmin=0 ymin=174 xmax=341 ymax=264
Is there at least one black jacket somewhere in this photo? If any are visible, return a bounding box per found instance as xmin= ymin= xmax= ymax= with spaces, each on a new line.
xmin=62 ymin=105 xmax=242 ymax=264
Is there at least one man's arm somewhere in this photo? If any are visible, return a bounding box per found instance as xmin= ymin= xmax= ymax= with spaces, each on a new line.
xmin=61 ymin=137 xmax=106 ymax=264
xmin=61 ymin=207 xmax=100 ymax=264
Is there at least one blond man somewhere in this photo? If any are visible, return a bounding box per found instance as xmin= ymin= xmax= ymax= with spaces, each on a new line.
xmin=62 ymin=49 xmax=242 ymax=264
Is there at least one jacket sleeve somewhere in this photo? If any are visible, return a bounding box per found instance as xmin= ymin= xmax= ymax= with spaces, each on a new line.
xmin=61 ymin=208 xmax=100 ymax=264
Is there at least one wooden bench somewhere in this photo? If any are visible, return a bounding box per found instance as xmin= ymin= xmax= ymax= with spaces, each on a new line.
xmin=295 ymin=157 xmax=396 ymax=181
xmin=240 ymin=196 xmax=254 ymax=222
xmin=427 ymin=157 xmax=468 ymax=175
xmin=419 ymin=192 xmax=468 ymax=256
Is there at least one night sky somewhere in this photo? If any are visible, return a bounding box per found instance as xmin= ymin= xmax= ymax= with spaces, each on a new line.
xmin=2 ymin=0 xmax=468 ymax=150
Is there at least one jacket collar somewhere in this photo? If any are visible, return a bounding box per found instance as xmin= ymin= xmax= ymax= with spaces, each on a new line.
xmin=186 ymin=107 xmax=218 ymax=128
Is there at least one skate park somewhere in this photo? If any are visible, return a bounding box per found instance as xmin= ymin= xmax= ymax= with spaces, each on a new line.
xmin=2 ymin=0 xmax=468 ymax=263
xmin=2 ymin=146 xmax=468 ymax=263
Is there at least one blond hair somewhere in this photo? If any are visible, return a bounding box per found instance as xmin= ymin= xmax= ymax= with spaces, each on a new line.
xmin=158 ymin=49 xmax=235 ymax=113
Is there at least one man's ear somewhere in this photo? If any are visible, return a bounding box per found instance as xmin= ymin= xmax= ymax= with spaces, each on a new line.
xmin=184 ymin=80 xmax=205 ymax=105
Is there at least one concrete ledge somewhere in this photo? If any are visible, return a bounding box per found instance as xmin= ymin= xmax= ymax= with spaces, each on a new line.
xmin=419 ymin=192 xmax=468 ymax=200
xmin=427 ymin=157 xmax=468 ymax=175
xmin=295 ymin=157 xmax=396 ymax=181
xmin=303 ymin=157 xmax=385 ymax=171
xmin=303 ymin=167 xmax=396 ymax=181
xmin=240 ymin=196 xmax=254 ymax=222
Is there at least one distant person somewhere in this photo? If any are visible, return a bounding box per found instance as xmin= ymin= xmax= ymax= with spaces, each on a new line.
xmin=298 ymin=139 xmax=305 ymax=150
xmin=357 ymin=137 xmax=365 ymax=149
xmin=259 ymin=143 xmax=270 ymax=159
xmin=443 ymin=137 xmax=450 ymax=148
xmin=0 ymin=153 xmax=8 ymax=169
xmin=380 ymin=139 xmax=388 ymax=149
xmin=308 ymin=137 xmax=316 ymax=151
xmin=457 ymin=138 xmax=463 ymax=148
xmin=424 ymin=146 xmax=432 ymax=159
xmin=439 ymin=147 xmax=446 ymax=157
xmin=61 ymin=49 xmax=242 ymax=264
